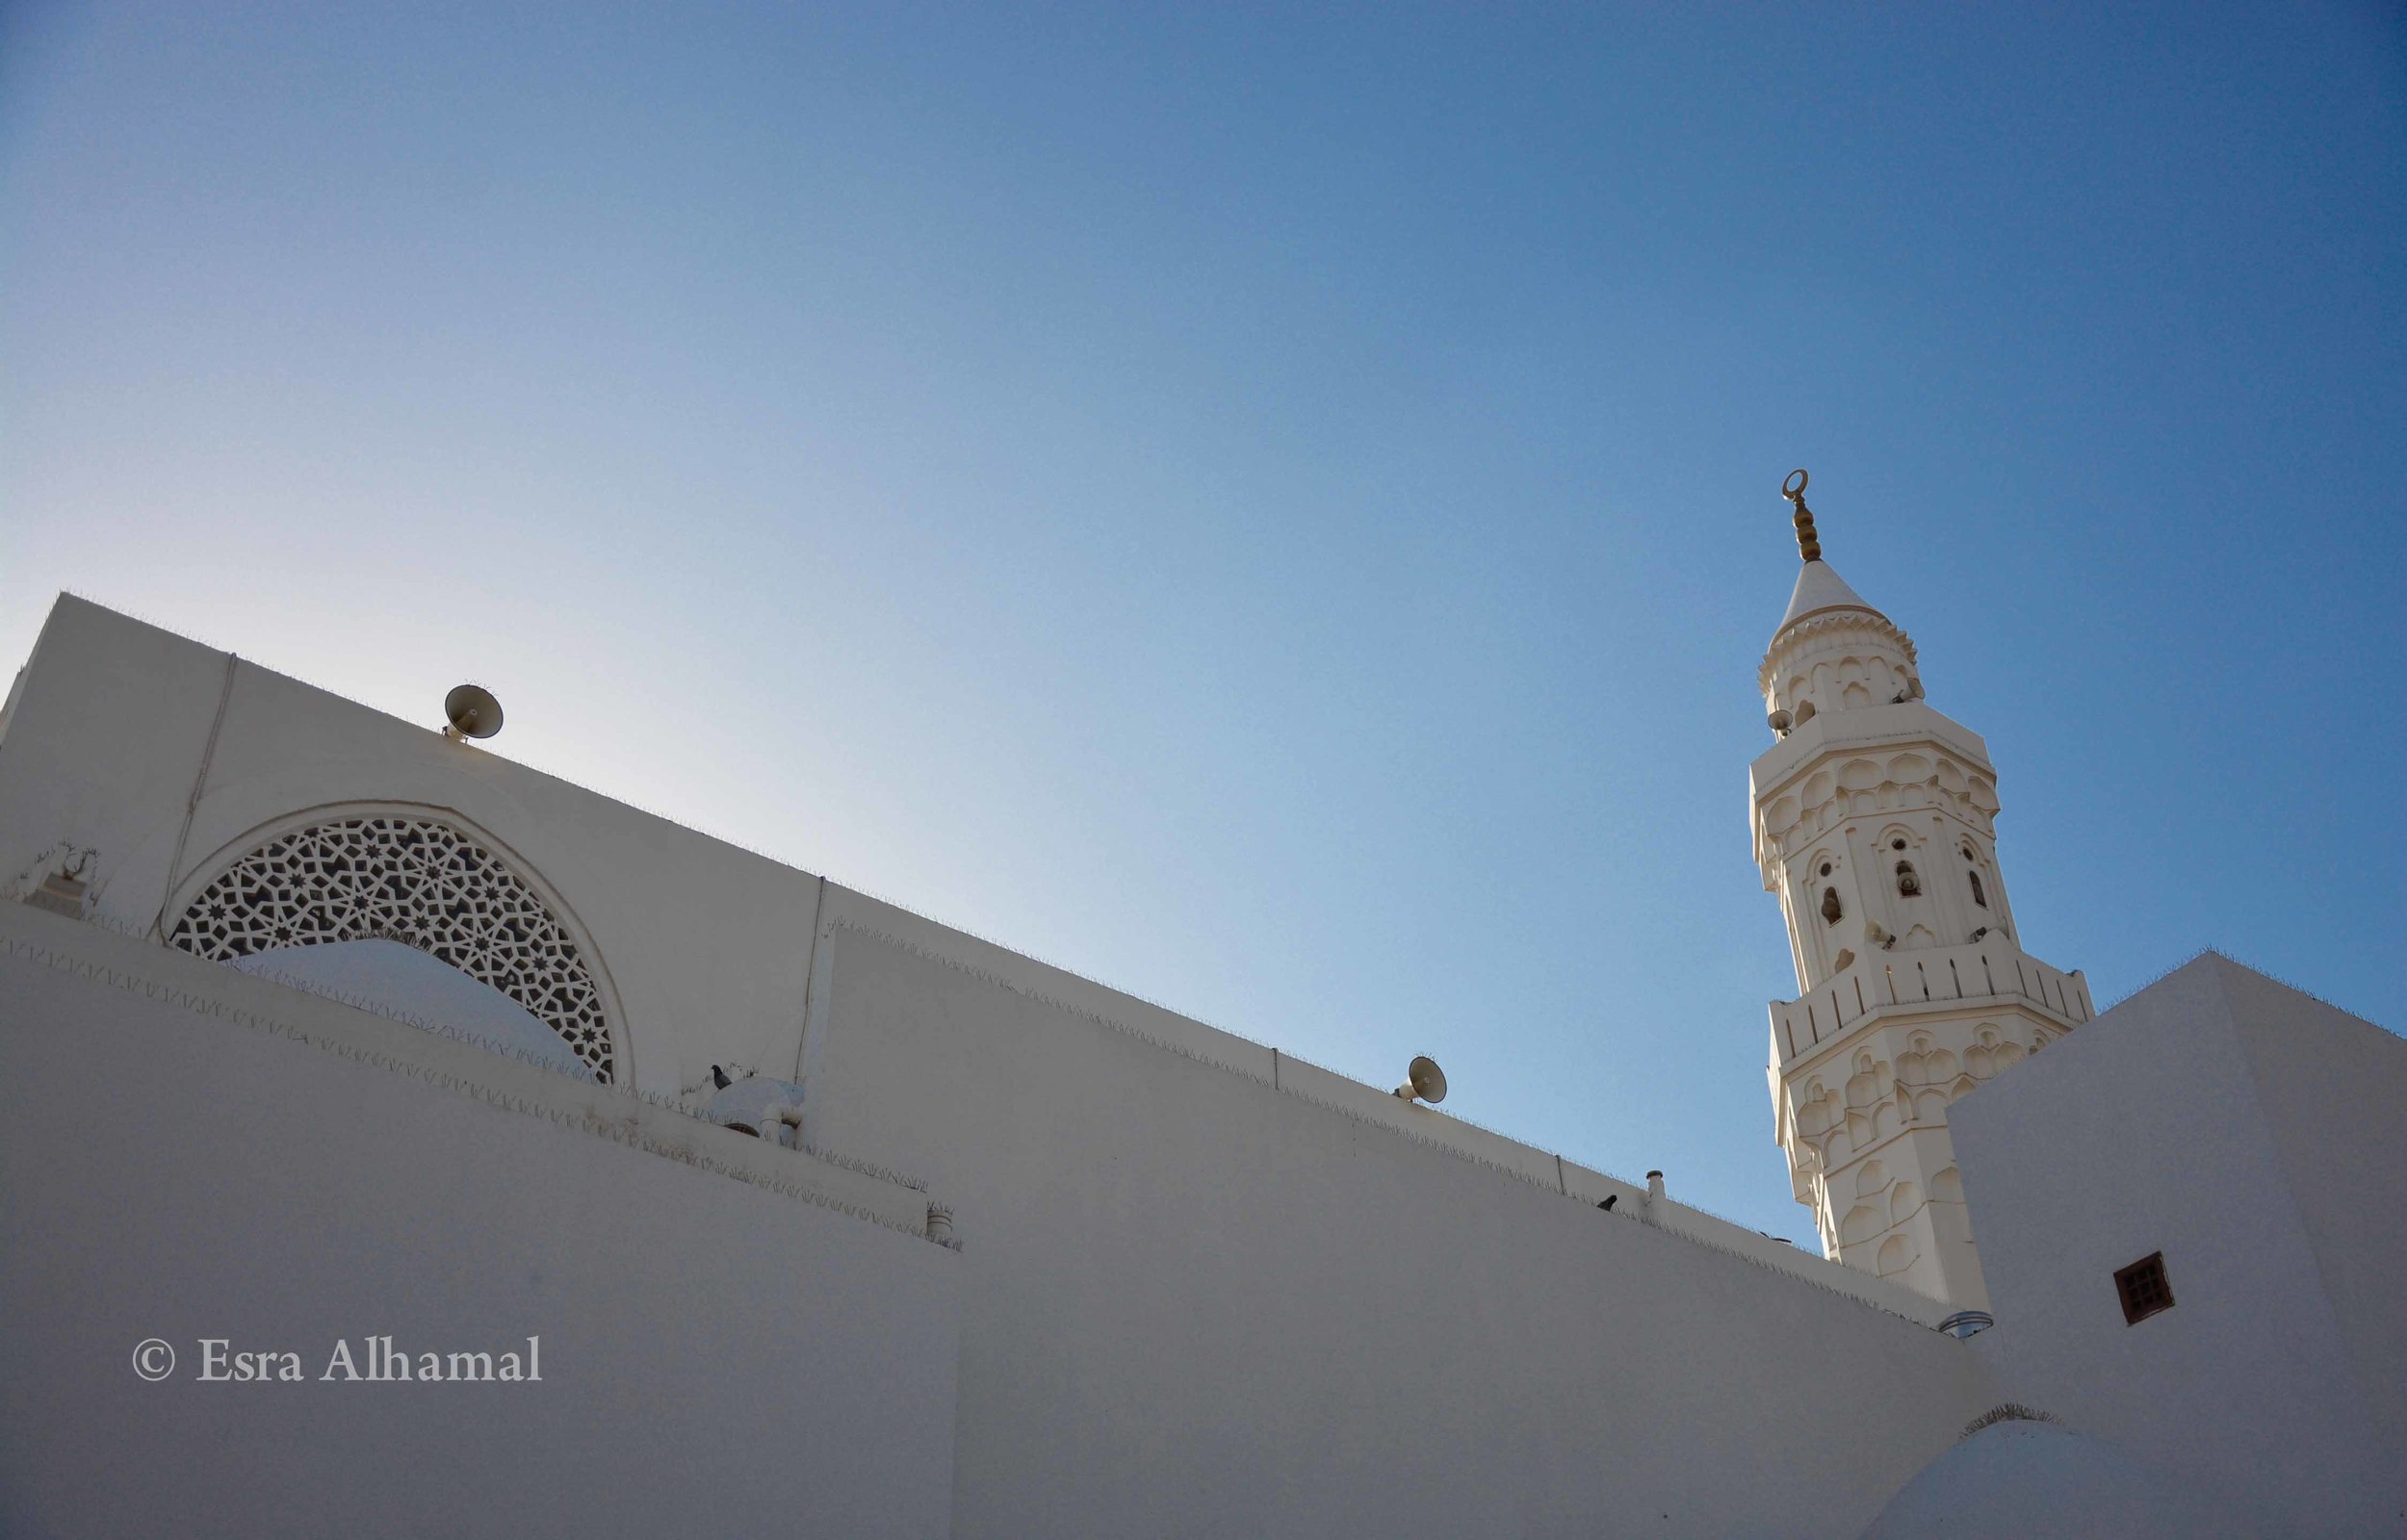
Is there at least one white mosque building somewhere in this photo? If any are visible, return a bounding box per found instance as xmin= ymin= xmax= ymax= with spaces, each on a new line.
xmin=0 ymin=482 xmax=2399 ymax=1537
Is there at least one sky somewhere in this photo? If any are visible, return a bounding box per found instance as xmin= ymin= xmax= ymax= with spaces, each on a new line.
xmin=4 ymin=1 xmax=2402 ymax=1243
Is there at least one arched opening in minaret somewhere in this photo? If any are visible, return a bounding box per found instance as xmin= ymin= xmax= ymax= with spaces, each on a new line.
xmin=1821 ymin=887 xmax=1843 ymax=924
xmin=1969 ymin=870 xmax=1988 ymax=908
xmin=1895 ymin=861 xmax=1921 ymax=897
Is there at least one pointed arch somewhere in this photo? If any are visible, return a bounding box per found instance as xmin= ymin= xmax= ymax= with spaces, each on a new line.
xmin=167 ymin=807 xmax=621 ymax=1082
xmin=1841 ymin=1204 xmax=1887 ymax=1247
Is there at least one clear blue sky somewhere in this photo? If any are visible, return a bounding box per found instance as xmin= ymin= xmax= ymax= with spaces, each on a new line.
xmin=5 ymin=2 xmax=2401 ymax=1241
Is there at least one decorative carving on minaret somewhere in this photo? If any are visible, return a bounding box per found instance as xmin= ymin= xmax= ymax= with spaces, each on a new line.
xmin=1749 ymin=469 xmax=2089 ymax=1311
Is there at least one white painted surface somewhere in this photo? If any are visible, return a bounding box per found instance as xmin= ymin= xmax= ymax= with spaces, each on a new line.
xmin=0 ymin=905 xmax=961 ymax=1539
xmin=0 ymin=595 xmax=824 ymax=1100
xmin=8 ymin=594 xmax=2398 ymax=1532
xmin=2217 ymin=962 xmax=2407 ymax=1483
xmin=804 ymin=906 xmax=1995 ymax=1538
xmin=0 ymin=597 xmax=1993 ymax=1536
xmin=1773 ymin=556 xmax=1884 ymax=634
xmin=1861 ymin=1419 xmax=2257 ymax=1540
xmin=1950 ymin=955 xmax=2407 ymax=1535
xmin=0 ymin=596 xmax=1951 ymax=1321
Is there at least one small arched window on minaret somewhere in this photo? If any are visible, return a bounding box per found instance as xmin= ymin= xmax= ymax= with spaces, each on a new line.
xmin=1961 ymin=843 xmax=1990 ymax=908
xmin=1821 ymin=886 xmax=1844 ymax=925
xmin=1895 ymin=861 xmax=1921 ymax=897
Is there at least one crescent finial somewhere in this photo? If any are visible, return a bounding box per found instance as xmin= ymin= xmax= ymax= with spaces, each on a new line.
xmin=1781 ymin=469 xmax=1821 ymax=563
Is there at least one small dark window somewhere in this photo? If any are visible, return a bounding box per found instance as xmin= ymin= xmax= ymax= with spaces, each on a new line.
xmin=1821 ymin=887 xmax=1844 ymax=925
xmin=2114 ymin=1252 xmax=2174 ymax=1324
xmin=1891 ymin=837 xmax=1907 ymax=851
xmin=1896 ymin=860 xmax=1921 ymax=896
xmin=1820 ymin=861 xmax=1833 ymax=878
xmin=1969 ymin=871 xmax=1988 ymax=908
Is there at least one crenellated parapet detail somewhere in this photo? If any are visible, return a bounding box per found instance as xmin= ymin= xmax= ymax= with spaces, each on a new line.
xmin=1758 ymin=611 xmax=1921 ymax=713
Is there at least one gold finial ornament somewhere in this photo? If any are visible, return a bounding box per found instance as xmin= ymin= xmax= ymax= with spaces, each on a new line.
xmin=1782 ymin=468 xmax=1821 ymax=563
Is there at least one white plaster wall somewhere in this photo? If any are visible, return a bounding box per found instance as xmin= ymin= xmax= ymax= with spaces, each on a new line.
xmin=0 ymin=595 xmax=233 ymax=916
xmin=1860 ymin=1419 xmax=2257 ymax=1540
xmin=2217 ymin=961 xmax=2407 ymax=1510
xmin=0 ymin=907 xmax=961 ymax=1540
xmin=0 ymin=597 xmax=823 ymax=1098
xmin=2 ymin=598 xmax=2013 ymax=1537
xmin=3 ymin=598 xmax=1956 ymax=1329
xmin=1950 ymin=956 xmax=2405 ymax=1534
xmin=802 ymin=898 xmax=1998 ymax=1539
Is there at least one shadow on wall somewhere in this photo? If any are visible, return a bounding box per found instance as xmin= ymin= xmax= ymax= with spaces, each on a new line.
xmin=1860 ymin=1415 xmax=2259 ymax=1540
xmin=229 ymin=939 xmax=597 ymax=1083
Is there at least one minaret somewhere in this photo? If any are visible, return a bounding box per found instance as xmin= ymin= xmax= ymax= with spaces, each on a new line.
xmin=1751 ymin=471 xmax=2092 ymax=1310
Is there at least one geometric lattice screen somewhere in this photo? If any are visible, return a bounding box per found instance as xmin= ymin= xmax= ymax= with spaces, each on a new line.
xmin=169 ymin=815 xmax=613 ymax=1082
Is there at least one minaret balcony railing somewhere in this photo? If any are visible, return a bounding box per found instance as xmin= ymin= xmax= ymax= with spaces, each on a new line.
xmin=1771 ymin=941 xmax=2090 ymax=1065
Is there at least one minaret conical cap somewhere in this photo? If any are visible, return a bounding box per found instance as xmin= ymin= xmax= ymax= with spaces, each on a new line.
xmin=1775 ymin=559 xmax=1888 ymax=636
